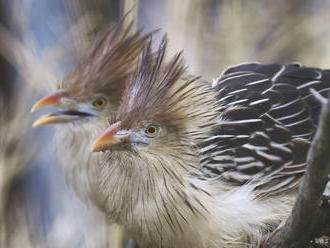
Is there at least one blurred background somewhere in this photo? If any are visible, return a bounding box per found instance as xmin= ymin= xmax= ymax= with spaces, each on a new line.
xmin=1 ymin=0 xmax=330 ymax=247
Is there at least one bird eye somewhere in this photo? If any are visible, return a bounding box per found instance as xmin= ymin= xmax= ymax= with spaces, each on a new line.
xmin=144 ymin=124 xmax=159 ymax=137
xmin=92 ymin=98 xmax=107 ymax=109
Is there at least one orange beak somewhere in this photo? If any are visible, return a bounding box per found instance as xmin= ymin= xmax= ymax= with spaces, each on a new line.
xmin=30 ymin=89 xmax=68 ymax=113
xmin=32 ymin=114 xmax=68 ymax=127
xmin=31 ymin=90 xmax=93 ymax=127
xmin=92 ymin=121 xmax=122 ymax=152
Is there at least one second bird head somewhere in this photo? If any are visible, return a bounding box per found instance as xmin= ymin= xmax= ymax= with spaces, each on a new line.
xmin=31 ymin=20 xmax=149 ymax=127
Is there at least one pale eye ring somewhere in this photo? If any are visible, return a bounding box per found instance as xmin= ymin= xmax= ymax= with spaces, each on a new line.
xmin=144 ymin=124 xmax=159 ymax=137
xmin=92 ymin=98 xmax=107 ymax=109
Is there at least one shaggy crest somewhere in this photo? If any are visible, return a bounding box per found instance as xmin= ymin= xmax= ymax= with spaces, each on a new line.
xmin=116 ymin=36 xmax=218 ymax=140
xmin=62 ymin=17 xmax=150 ymax=101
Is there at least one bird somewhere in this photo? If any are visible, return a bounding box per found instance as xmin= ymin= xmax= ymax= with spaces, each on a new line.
xmin=91 ymin=36 xmax=330 ymax=248
xmin=30 ymin=19 xmax=151 ymax=200
xmin=31 ymin=19 xmax=150 ymax=126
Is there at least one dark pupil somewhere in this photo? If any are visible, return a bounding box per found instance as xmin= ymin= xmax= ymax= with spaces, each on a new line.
xmin=96 ymin=100 xmax=103 ymax=105
xmin=148 ymin=127 xmax=156 ymax=134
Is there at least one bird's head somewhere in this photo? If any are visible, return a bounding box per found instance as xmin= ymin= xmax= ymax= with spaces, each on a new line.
xmin=92 ymin=36 xmax=218 ymax=172
xmin=31 ymin=20 xmax=150 ymax=127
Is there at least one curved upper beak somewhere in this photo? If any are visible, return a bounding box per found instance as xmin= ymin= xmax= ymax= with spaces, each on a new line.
xmin=92 ymin=122 xmax=125 ymax=152
xmin=31 ymin=89 xmax=68 ymax=113
xmin=31 ymin=89 xmax=93 ymax=127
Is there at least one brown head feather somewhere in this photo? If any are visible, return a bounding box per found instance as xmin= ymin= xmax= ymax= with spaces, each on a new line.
xmin=62 ymin=17 xmax=150 ymax=103
xmin=116 ymin=36 xmax=218 ymax=140
xmin=117 ymin=36 xmax=184 ymax=127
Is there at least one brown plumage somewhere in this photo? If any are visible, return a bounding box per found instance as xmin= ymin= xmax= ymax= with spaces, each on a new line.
xmin=91 ymin=35 xmax=330 ymax=246
xmin=31 ymin=17 xmax=151 ymax=126
xmin=118 ymin=37 xmax=194 ymax=128
xmin=91 ymin=37 xmax=294 ymax=248
xmin=62 ymin=20 xmax=149 ymax=103
xmin=30 ymin=18 xmax=151 ymax=203
xmin=31 ymin=19 xmax=330 ymax=247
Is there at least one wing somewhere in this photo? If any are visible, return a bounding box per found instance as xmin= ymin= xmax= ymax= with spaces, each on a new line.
xmin=200 ymin=62 xmax=330 ymax=195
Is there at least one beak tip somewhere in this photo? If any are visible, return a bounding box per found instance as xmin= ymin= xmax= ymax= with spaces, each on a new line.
xmin=92 ymin=144 xmax=97 ymax=152
xmin=30 ymin=104 xmax=38 ymax=113
xmin=92 ymin=143 xmax=105 ymax=152
xmin=32 ymin=122 xmax=40 ymax=128
xmin=32 ymin=120 xmax=43 ymax=128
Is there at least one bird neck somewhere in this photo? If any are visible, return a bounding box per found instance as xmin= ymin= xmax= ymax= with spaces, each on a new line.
xmin=94 ymin=148 xmax=296 ymax=248
xmin=94 ymin=149 xmax=225 ymax=247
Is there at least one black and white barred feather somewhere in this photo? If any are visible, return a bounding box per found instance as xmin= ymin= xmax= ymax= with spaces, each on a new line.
xmin=201 ymin=63 xmax=330 ymax=195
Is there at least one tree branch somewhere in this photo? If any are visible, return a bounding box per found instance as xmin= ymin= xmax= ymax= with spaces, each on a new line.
xmin=264 ymin=89 xmax=330 ymax=248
